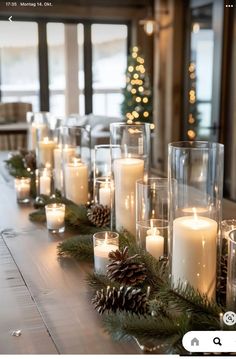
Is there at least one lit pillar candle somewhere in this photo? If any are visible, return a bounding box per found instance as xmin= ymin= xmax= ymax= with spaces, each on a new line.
xmin=146 ymin=220 xmax=164 ymax=259
xmin=64 ymin=158 xmax=88 ymax=205
xmin=14 ymin=178 xmax=31 ymax=203
xmin=93 ymin=232 xmax=118 ymax=274
xmin=99 ymin=178 xmax=111 ymax=207
xmin=38 ymin=137 xmax=56 ymax=167
xmin=114 ymin=157 xmax=144 ymax=235
xmin=39 ymin=169 xmax=51 ymax=196
xmin=53 ymin=145 xmax=76 ymax=190
xmin=172 ymin=212 xmax=217 ymax=299
xmin=45 ymin=203 xmax=65 ymax=233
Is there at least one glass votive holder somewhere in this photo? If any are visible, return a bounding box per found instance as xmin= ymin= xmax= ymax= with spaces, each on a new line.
xmin=227 ymin=229 xmax=236 ymax=311
xmin=45 ymin=203 xmax=65 ymax=233
xmin=93 ymin=231 xmax=119 ymax=274
xmin=94 ymin=176 xmax=113 ymax=208
xmin=14 ymin=177 xmax=31 ymax=203
xmin=137 ymin=219 xmax=168 ymax=260
xmin=38 ymin=168 xmax=53 ymax=196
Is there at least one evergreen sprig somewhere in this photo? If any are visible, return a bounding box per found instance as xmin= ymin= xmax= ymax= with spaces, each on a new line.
xmin=58 ymin=234 xmax=93 ymax=261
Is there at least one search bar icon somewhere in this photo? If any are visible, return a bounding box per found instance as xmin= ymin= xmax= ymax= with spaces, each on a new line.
xmin=183 ymin=331 xmax=236 ymax=352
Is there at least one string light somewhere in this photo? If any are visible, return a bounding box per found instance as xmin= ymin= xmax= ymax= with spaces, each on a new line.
xmin=137 ymin=57 xmax=144 ymax=64
xmin=143 ymin=111 xmax=149 ymax=117
xmin=133 ymin=46 xmax=138 ymax=52
xmin=128 ymin=66 xmax=134 ymax=72
xmin=132 ymin=52 xmax=137 ymax=58
xmin=143 ymin=97 xmax=148 ymax=103
xmin=136 ymin=97 xmax=141 ymax=102
xmin=138 ymin=86 xmax=144 ymax=92
xmin=133 ymin=73 xmax=139 ymax=79
xmin=187 ymin=129 xmax=196 ymax=139
xmin=131 ymin=89 xmax=136 ymax=94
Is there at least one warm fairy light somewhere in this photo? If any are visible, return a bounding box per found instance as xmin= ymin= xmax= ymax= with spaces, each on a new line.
xmin=128 ymin=66 xmax=134 ymax=72
xmin=187 ymin=129 xmax=196 ymax=139
xmin=131 ymin=79 xmax=135 ymax=85
xmin=133 ymin=46 xmax=138 ymax=52
xmin=143 ymin=111 xmax=149 ymax=117
xmin=136 ymin=97 xmax=141 ymax=102
xmin=144 ymin=20 xmax=155 ymax=35
xmin=193 ymin=23 xmax=200 ymax=33
xmin=135 ymin=65 xmax=140 ymax=71
xmin=133 ymin=73 xmax=139 ymax=79
xmin=127 ymin=119 xmax=133 ymax=124
xmin=131 ymin=88 xmax=136 ymax=94
xmin=138 ymin=86 xmax=144 ymax=92
xmin=188 ymin=114 xmax=195 ymax=124
xmin=137 ymin=57 xmax=144 ymax=64
xmin=150 ymin=123 xmax=155 ymax=130
xmin=189 ymin=63 xmax=195 ymax=72
xmin=143 ymin=97 xmax=148 ymax=103
xmin=132 ymin=52 xmax=137 ymax=58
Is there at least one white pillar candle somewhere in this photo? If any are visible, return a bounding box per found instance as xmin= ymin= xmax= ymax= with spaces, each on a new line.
xmin=54 ymin=146 xmax=76 ymax=190
xmin=15 ymin=178 xmax=31 ymax=202
xmin=39 ymin=169 xmax=51 ymax=196
xmin=146 ymin=222 xmax=164 ymax=259
xmin=94 ymin=243 xmax=118 ymax=274
xmin=114 ymin=157 xmax=144 ymax=235
xmin=45 ymin=204 xmax=65 ymax=232
xmin=172 ymin=214 xmax=217 ymax=299
xmin=38 ymin=137 xmax=56 ymax=167
xmin=99 ymin=179 xmax=111 ymax=207
xmin=64 ymin=158 xmax=88 ymax=205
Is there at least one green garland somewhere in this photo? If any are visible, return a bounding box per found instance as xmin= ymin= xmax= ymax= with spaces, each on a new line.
xmin=57 ymin=233 xmax=233 ymax=354
xmin=6 ymin=153 xmax=232 ymax=354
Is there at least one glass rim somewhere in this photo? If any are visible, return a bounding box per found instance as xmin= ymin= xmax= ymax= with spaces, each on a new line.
xmin=93 ymin=231 xmax=119 ymax=240
xmin=137 ymin=219 xmax=169 ymax=229
xmin=110 ymin=122 xmax=151 ymax=128
xmin=229 ymin=229 xmax=236 ymax=244
xmin=95 ymin=176 xmax=112 ymax=183
xmin=14 ymin=176 xmax=31 ymax=181
xmin=95 ymin=144 xmax=119 ymax=150
xmin=45 ymin=203 xmax=65 ymax=210
xmin=169 ymin=141 xmax=224 ymax=150
xmin=136 ymin=177 xmax=168 ymax=186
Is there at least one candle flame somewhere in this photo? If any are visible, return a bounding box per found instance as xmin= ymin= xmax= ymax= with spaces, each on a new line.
xmin=44 ymin=137 xmax=49 ymax=143
xmin=192 ymin=207 xmax=198 ymax=221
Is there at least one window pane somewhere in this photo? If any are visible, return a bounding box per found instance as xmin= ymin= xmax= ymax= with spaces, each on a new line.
xmin=91 ymin=24 xmax=127 ymax=117
xmin=47 ymin=23 xmax=65 ymax=117
xmin=78 ymin=24 xmax=85 ymax=115
xmin=0 ymin=21 xmax=39 ymax=111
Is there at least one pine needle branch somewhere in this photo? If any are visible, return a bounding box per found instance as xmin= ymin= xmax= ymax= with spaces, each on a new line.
xmin=57 ymin=234 xmax=93 ymax=261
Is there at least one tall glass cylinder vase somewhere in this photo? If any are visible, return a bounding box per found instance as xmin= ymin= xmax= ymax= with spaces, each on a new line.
xmin=27 ymin=112 xmax=51 ymax=151
xmin=61 ymin=126 xmax=91 ymax=205
xmin=110 ymin=123 xmax=151 ymax=235
xmin=227 ymin=229 xmax=236 ymax=311
xmin=136 ymin=178 xmax=168 ymax=259
xmin=168 ymin=141 xmax=224 ymax=300
xmin=36 ymin=125 xmax=57 ymax=169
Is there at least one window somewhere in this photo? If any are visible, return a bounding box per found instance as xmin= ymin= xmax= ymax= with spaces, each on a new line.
xmin=0 ymin=21 xmax=39 ymax=111
xmin=92 ymin=24 xmax=128 ymax=117
xmin=47 ymin=23 xmax=66 ymax=117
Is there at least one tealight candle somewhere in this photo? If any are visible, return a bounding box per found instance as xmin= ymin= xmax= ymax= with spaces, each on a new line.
xmin=113 ymin=157 xmax=144 ymax=235
xmin=172 ymin=211 xmax=217 ymax=299
xmin=146 ymin=220 xmax=164 ymax=259
xmin=64 ymin=158 xmax=88 ymax=205
xmin=14 ymin=177 xmax=31 ymax=203
xmin=45 ymin=203 xmax=65 ymax=233
xmin=38 ymin=137 xmax=56 ymax=167
xmin=93 ymin=231 xmax=119 ymax=274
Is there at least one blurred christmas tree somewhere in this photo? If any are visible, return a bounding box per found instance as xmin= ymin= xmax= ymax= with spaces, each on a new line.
xmin=121 ymin=46 xmax=153 ymax=124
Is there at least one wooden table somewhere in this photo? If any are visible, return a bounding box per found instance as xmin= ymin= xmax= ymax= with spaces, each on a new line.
xmin=0 ymin=153 xmax=139 ymax=354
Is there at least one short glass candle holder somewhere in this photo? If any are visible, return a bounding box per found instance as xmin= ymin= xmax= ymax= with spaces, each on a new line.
xmin=137 ymin=219 xmax=168 ymax=260
xmin=38 ymin=168 xmax=53 ymax=196
xmin=94 ymin=177 xmax=113 ymax=208
xmin=93 ymin=231 xmax=119 ymax=274
xmin=45 ymin=203 xmax=65 ymax=233
xmin=14 ymin=177 xmax=31 ymax=203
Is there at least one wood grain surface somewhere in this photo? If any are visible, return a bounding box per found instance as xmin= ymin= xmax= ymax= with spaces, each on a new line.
xmin=0 ymin=153 xmax=139 ymax=354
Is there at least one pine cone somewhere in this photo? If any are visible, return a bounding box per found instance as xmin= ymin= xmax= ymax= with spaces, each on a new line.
xmin=87 ymin=204 xmax=110 ymax=227
xmin=107 ymin=246 xmax=147 ymax=285
xmin=23 ymin=151 xmax=37 ymax=171
xmin=92 ymin=286 xmax=147 ymax=315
